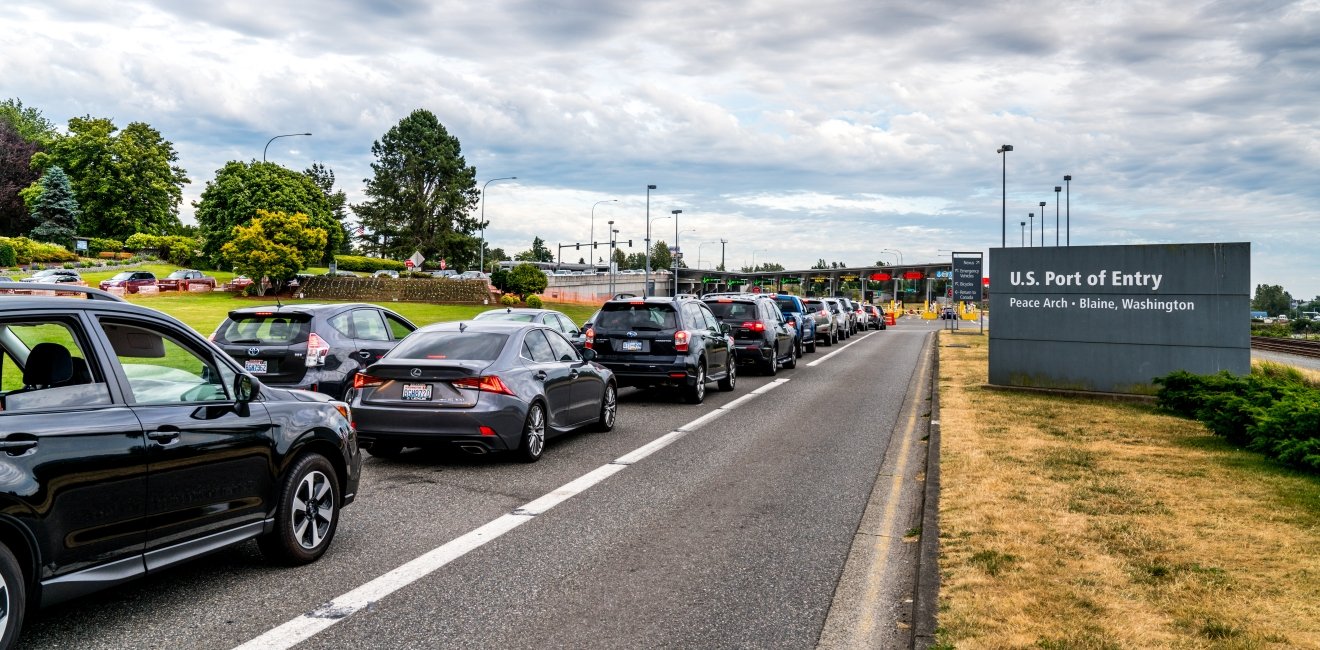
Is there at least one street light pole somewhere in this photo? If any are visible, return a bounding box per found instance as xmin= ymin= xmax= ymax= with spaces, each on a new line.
xmin=997 ymin=144 xmax=1013 ymax=247
xmin=1054 ymin=186 xmax=1062 ymax=246
xmin=1039 ymin=201 xmax=1047 ymax=247
xmin=644 ymin=185 xmax=657 ymax=296
xmin=478 ymin=176 xmax=517 ymax=273
xmin=1028 ymin=213 xmax=1035 ymax=247
xmin=719 ymin=239 xmax=728 ymax=271
xmin=1020 ymin=221 xmax=1026 ymax=247
xmin=590 ymin=199 xmax=617 ymax=261
xmin=607 ymin=219 xmax=616 ymax=295
xmin=671 ymin=209 xmax=683 ymax=298
xmin=263 ymin=133 xmax=312 ymax=163
xmin=1064 ymin=175 xmax=1072 ymax=246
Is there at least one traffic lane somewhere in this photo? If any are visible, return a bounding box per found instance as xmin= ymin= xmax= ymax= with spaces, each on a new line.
xmin=16 ymin=364 xmax=788 ymax=649
xmin=296 ymin=330 xmax=925 ymax=649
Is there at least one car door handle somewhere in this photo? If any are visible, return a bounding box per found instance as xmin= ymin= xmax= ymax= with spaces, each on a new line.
xmin=569 ymin=370 xmax=579 ymax=378
xmin=0 ymin=438 xmax=37 ymax=455
xmin=148 ymin=426 xmax=180 ymax=443
xmin=357 ymin=350 xmax=373 ymax=359
xmin=534 ymin=371 xmax=548 ymax=381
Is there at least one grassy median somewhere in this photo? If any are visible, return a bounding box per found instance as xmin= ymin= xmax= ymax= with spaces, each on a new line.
xmin=935 ymin=332 xmax=1320 ymax=649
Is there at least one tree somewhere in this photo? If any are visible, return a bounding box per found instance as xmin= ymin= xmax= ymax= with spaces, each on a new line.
xmin=811 ymin=259 xmax=828 ymax=269
xmin=0 ymin=121 xmax=41 ymax=236
xmin=514 ymin=236 xmax=553 ymax=263
xmin=611 ymin=247 xmax=627 ymax=268
xmin=194 ymin=161 xmax=342 ymax=267
xmin=873 ymin=260 xmax=890 ymax=267
xmin=220 ymin=210 xmax=328 ymax=296
xmin=651 ymin=240 xmax=672 ymax=271
xmin=0 ymin=98 xmax=57 ymax=146
xmin=351 ymin=109 xmax=480 ymax=266
xmin=1252 ymin=284 xmax=1292 ymax=316
xmin=28 ymin=166 xmax=80 ymax=247
xmin=506 ymin=262 xmax=548 ymax=298
xmin=306 ymin=163 xmax=352 ymax=254
xmin=26 ymin=117 xmax=189 ymax=240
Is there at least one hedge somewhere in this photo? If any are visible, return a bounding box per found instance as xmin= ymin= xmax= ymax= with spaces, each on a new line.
xmin=1155 ymin=365 xmax=1320 ymax=472
xmin=333 ymin=255 xmax=406 ymax=272
xmin=0 ymin=241 xmax=14 ymax=267
xmin=0 ymin=237 xmax=79 ymax=264
xmin=297 ymin=276 xmax=490 ymax=303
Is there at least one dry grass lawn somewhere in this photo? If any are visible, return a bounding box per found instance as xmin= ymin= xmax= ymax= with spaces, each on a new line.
xmin=936 ymin=332 xmax=1320 ymax=649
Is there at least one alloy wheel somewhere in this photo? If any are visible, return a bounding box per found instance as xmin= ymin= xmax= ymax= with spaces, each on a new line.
xmin=291 ymin=470 xmax=335 ymax=550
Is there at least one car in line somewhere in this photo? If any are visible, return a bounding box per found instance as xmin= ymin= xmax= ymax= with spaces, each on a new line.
xmin=865 ymin=303 xmax=888 ymax=330
xmin=0 ymin=283 xmax=360 ymax=648
xmin=823 ymin=298 xmax=851 ymax=340
xmin=702 ymin=294 xmax=796 ymax=374
xmin=770 ymin=293 xmax=817 ymax=355
xmin=473 ymin=307 xmax=589 ymax=348
xmin=802 ymin=298 xmax=839 ymax=347
xmin=350 ymin=320 xmax=616 ymax=461
xmin=210 ymin=303 xmax=417 ymax=400
xmin=588 ymin=296 xmax=735 ymax=403
xmin=99 ymin=270 xmax=158 ymax=293
xmin=156 ymin=269 xmax=216 ymax=291
xmin=836 ymin=297 xmax=860 ymax=335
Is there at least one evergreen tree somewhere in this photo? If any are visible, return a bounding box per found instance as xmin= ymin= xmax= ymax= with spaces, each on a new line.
xmin=28 ymin=166 xmax=80 ymax=247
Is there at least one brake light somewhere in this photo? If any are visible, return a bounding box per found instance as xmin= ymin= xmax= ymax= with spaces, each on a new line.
xmin=741 ymin=321 xmax=765 ymax=332
xmin=353 ymin=373 xmax=384 ymax=389
xmin=306 ymin=332 xmax=330 ymax=367
xmin=584 ymin=326 xmax=595 ymax=350
xmin=673 ymin=330 xmax=690 ymax=352
xmin=452 ymin=375 xmax=517 ymax=396
xmin=255 ymin=311 xmax=274 ymax=316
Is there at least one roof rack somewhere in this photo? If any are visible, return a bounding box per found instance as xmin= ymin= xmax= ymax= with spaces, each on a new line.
xmin=0 ymin=282 xmax=126 ymax=302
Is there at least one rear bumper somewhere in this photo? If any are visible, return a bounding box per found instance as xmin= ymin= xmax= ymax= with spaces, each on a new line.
xmin=353 ymin=399 xmax=524 ymax=451
xmin=597 ymin=355 xmax=697 ymax=388
xmin=732 ymin=342 xmax=773 ymax=364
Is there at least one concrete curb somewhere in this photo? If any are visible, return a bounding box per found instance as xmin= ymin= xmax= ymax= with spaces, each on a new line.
xmin=911 ymin=335 xmax=941 ymax=649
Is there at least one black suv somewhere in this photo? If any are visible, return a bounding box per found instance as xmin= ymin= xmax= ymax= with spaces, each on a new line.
xmin=703 ymin=294 xmax=796 ymax=374
xmin=589 ymin=297 xmax=735 ymax=403
xmin=0 ymin=283 xmax=361 ymax=647
xmin=212 ymin=303 xmax=416 ymax=400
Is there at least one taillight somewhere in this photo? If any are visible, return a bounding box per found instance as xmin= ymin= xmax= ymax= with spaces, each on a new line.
xmin=306 ymin=332 xmax=330 ymax=367
xmin=741 ymin=321 xmax=765 ymax=332
xmin=673 ymin=330 xmax=690 ymax=352
xmin=452 ymin=375 xmax=517 ymax=395
xmin=584 ymin=326 xmax=595 ymax=350
xmin=353 ymin=373 xmax=384 ymax=389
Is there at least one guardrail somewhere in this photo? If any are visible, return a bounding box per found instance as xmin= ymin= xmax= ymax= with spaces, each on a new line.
xmin=1251 ymin=336 xmax=1320 ymax=359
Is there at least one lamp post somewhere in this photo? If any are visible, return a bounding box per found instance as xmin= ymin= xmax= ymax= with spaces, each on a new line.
xmin=478 ymin=176 xmax=517 ymax=273
xmin=882 ymin=248 xmax=903 ymax=266
xmin=1064 ymin=175 xmax=1072 ymax=245
xmin=263 ymin=133 xmax=312 ymax=163
xmin=1054 ymin=186 xmax=1062 ymax=246
xmin=697 ymin=241 xmax=719 ymax=269
xmin=671 ymin=209 xmax=683 ymax=298
xmin=1039 ymin=201 xmax=1047 ymax=247
xmin=1020 ymin=221 xmax=1026 ymax=247
xmin=590 ymin=199 xmax=617 ymax=259
xmin=1028 ymin=213 xmax=1035 ymax=247
xmin=751 ymin=248 xmax=767 ymax=271
xmin=719 ymin=239 xmax=728 ymax=271
xmin=997 ymin=144 xmax=1013 ymax=247
xmin=644 ymin=185 xmax=657 ymax=296
xmin=607 ymin=219 xmax=616 ymax=295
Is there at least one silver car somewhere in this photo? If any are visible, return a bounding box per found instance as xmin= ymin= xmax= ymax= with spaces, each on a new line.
xmin=350 ymin=321 xmax=616 ymax=462
xmin=823 ymin=298 xmax=851 ymax=341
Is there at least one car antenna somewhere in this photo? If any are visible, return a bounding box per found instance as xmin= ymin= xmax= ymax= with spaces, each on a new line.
xmin=506 ymin=307 xmax=512 ymax=313
xmin=274 ymin=294 xmax=283 ymax=309
xmin=459 ymin=321 xmax=467 ymax=333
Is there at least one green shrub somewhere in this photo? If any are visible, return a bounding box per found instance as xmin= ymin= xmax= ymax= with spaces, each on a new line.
xmin=125 ymin=233 xmax=160 ymax=251
xmin=0 ymin=241 xmax=15 ymax=267
xmin=334 ymin=255 xmax=406 ymax=272
xmin=526 ymin=295 xmax=543 ymax=309
xmin=85 ymin=237 xmax=123 ymax=256
xmin=500 ymin=293 xmax=518 ymax=306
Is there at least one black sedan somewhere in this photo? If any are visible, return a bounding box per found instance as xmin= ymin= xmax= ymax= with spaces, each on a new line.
xmin=350 ymin=321 xmax=617 ymax=462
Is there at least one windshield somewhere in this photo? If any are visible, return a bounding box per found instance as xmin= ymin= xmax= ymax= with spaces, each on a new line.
xmin=390 ymin=332 xmax=508 ymax=361
xmin=110 ymin=272 xmax=133 ymax=281
xmin=704 ymin=301 xmax=757 ymax=321
xmin=214 ymin=314 xmax=312 ymax=345
xmin=166 ymin=271 xmax=188 ymax=279
xmin=473 ymin=311 xmax=536 ymax=323
xmin=596 ymin=304 xmax=678 ymax=331
xmin=774 ymin=297 xmax=800 ymax=313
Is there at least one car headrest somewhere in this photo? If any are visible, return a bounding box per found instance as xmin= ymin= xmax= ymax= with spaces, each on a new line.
xmin=24 ymin=342 xmax=73 ymax=387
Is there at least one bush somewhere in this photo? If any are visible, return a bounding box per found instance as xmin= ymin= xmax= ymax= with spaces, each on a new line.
xmin=500 ymin=293 xmax=518 ymax=306
xmin=85 ymin=237 xmax=123 ymax=257
xmin=525 ymin=295 xmax=543 ymax=309
xmin=0 ymin=241 xmax=14 ymax=267
xmin=0 ymin=237 xmax=77 ymax=264
xmin=506 ymin=263 xmax=548 ymax=298
xmin=334 ymin=255 xmax=406 ymax=273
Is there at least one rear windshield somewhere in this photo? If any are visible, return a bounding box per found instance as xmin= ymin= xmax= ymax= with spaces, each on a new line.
xmin=774 ymin=297 xmax=801 ymax=312
xmin=389 ymin=332 xmax=508 ymax=361
xmin=215 ymin=314 xmax=312 ymax=345
xmin=704 ymin=301 xmax=757 ymax=321
xmin=474 ymin=311 xmax=536 ymax=323
xmin=804 ymin=300 xmax=825 ymax=309
xmin=596 ymin=304 xmax=678 ymax=330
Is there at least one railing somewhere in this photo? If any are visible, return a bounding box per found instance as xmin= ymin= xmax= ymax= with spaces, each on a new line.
xmin=1251 ymin=336 xmax=1320 ymax=359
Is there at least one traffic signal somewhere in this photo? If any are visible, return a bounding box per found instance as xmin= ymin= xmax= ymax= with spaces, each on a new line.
xmin=627 ymin=240 xmax=633 ymax=247
xmin=575 ymin=243 xmax=580 ymax=250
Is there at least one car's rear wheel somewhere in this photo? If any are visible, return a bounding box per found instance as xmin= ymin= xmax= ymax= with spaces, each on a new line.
xmin=784 ymin=345 xmax=797 ymax=369
xmin=517 ymin=402 xmax=546 ymax=462
xmin=595 ymin=382 xmax=617 ymax=432
xmin=795 ymin=339 xmax=803 ymax=358
xmin=0 ymin=543 xmax=26 ymax=650
xmin=807 ymin=336 xmax=817 ymax=353
xmin=259 ymin=453 xmax=340 ymax=565
xmin=763 ymin=351 xmax=777 ymax=376
xmin=684 ymin=363 xmax=706 ymax=404
xmin=718 ymin=361 xmax=736 ymax=391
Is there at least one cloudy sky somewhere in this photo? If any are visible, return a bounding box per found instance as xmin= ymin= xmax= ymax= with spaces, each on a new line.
xmin=6 ymin=0 xmax=1319 ymax=297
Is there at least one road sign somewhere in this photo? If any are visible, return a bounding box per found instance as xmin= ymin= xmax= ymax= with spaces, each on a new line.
xmin=951 ymin=253 xmax=983 ymax=302
xmin=404 ymin=260 xmax=415 ymax=269
xmin=408 ymin=251 xmax=425 ymax=268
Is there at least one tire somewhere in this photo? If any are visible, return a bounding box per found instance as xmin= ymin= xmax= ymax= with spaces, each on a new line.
xmin=794 ymin=338 xmax=803 ymax=359
xmin=259 ymin=453 xmax=341 ymax=565
xmin=718 ymin=360 xmax=737 ymax=391
xmin=366 ymin=441 xmax=404 ymax=459
xmin=594 ymin=382 xmax=617 ymax=432
xmin=783 ymin=345 xmax=797 ymax=369
xmin=516 ymin=402 xmax=547 ymax=462
xmin=684 ymin=363 xmax=707 ymax=404
xmin=763 ymin=350 xmax=777 ymax=376
xmin=0 ymin=543 xmax=26 ymax=650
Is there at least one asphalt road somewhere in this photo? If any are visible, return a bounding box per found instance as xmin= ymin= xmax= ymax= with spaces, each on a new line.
xmin=20 ymin=319 xmax=937 ymax=650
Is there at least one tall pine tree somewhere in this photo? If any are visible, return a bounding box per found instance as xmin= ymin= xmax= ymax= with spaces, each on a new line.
xmin=29 ymin=166 xmax=80 ymax=247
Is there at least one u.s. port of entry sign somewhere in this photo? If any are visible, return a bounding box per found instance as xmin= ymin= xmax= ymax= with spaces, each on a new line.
xmin=989 ymin=242 xmax=1250 ymax=394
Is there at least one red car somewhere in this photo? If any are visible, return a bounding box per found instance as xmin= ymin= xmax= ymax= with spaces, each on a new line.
xmin=157 ymin=269 xmax=216 ymax=291
xmin=99 ymin=270 xmax=158 ymax=293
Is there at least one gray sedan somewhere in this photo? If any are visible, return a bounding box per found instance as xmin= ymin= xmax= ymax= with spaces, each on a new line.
xmin=349 ymin=321 xmax=617 ymax=462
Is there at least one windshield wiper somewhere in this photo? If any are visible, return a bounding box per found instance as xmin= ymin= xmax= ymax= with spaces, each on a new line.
xmin=228 ymin=338 xmax=262 ymax=344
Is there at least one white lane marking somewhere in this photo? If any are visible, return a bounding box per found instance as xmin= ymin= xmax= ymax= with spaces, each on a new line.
xmin=807 ymin=332 xmax=873 ymax=367
xmin=234 ymin=380 xmax=788 ymax=650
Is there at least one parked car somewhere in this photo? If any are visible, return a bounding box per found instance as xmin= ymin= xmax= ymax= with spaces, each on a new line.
xmin=20 ymin=268 xmax=85 ymax=285
xmin=0 ymin=283 xmax=360 ymax=647
xmin=458 ymin=270 xmax=490 ymax=280
xmin=372 ymin=269 xmax=400 ymax=279
xmin=323 ymin=270 xmax=358 ymax=277
xmin=770 ymin=293 xmax=817 ymax=355
xmin=350 ymin=321 xmax=615 ymax=461
xmin=227 ymin=275 xmax=255 ymax=291
xmin=703 ymin=295 xmax=796 ymax=374
xmin=99 ymin=270 xmax=157 ymax=293
xmin=802 ymin=298 xmax=839 ymax=346
xmin=156 ymin=269 xmax=216 ymax=291
xmin=431 ymin=269 xmax=460 ymax=279
xmin=473 ymin=307 xmax=588 ymax=348
xmin=823 ymin=298 xmax=851 ymax=340
xmin=210 ymin=303 xmax=417 ymax=400
xmin=589 ymin=296 xmax=735 ymax=403
xmin=865 ymin=304 xmax=887 ymax=330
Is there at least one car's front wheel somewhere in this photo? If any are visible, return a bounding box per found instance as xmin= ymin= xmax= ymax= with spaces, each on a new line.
xmin=517 ymin=402 xmax=547 ymax=462
xmin=0 ymin=543 xmax=26 ymax=650
xmin=259 ymin=453 xmax=340 ymax=565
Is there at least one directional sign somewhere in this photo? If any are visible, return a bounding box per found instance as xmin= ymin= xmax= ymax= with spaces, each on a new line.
xmin=951 ymin=253 xmax=983 ymax=302
xmin=870 ymin=272 xmax=891 ymax=281
xmin=903 ymin=271 xmax=924 ymax=280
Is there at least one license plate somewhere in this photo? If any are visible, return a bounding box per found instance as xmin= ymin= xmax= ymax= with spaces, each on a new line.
xmin=244 ymin=359 xmax=268 ymax=374
xmin=620 ymin=340 xmax=643 ymax=352
xmin=402 ymin=383 xmax=433 ymax=401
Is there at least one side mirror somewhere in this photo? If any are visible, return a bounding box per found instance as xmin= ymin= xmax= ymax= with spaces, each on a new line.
xmin=581 ymin=348 xmax=598 ymax=361
xmin=235 ymin=374 xmax=258 ymax=403
xmin=721 ymin=323 xmax=732 ymax=335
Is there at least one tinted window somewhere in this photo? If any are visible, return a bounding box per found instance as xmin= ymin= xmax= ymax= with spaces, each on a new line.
xmin=699 ymin=304 xmax=721 ymax=331
xmin=215 ymin=314 xmax=311 ymax=344
xmin=328 ymin=312 xmax=353 ymax=337
xmin=596 ymin=304 xmax=677 ymax=330
xmin=704 ymin=301 xmax=757 ymax=321
xmin=101 ymin=320 xmax=229 ymax=404
xmin=474 ymin=311 xmax=537 ymax=323
xmin=775 ymin=297 xmax=801 ymax=313
xmin=384 ymin=313 xmax=414 ymax=339
xmin=543 ymin=329 xmax=579 ymax=362
xmin=521 ymin=330 xmax=556 ymax=362
xmin=352 ymin=309 xmax=389 ymax=341
xmin=390 ymin=332 xmax=508 ymax=361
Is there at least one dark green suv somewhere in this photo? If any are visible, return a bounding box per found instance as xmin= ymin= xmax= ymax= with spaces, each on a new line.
xmin=588 ymin=297 xmax=736 ymax=403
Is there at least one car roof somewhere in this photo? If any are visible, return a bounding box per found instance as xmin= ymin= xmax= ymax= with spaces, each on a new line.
xmin=476 ymin=307 xmax=556 ymax=315
xmin=415 ymin=320 xmax=545 ymax=334
xmin=226 ymin=302 xmax=386 ymax=316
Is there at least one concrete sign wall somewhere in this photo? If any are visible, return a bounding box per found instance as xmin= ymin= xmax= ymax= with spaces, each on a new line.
xmin=989 ymin=242 xmax=1249 ymax=394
